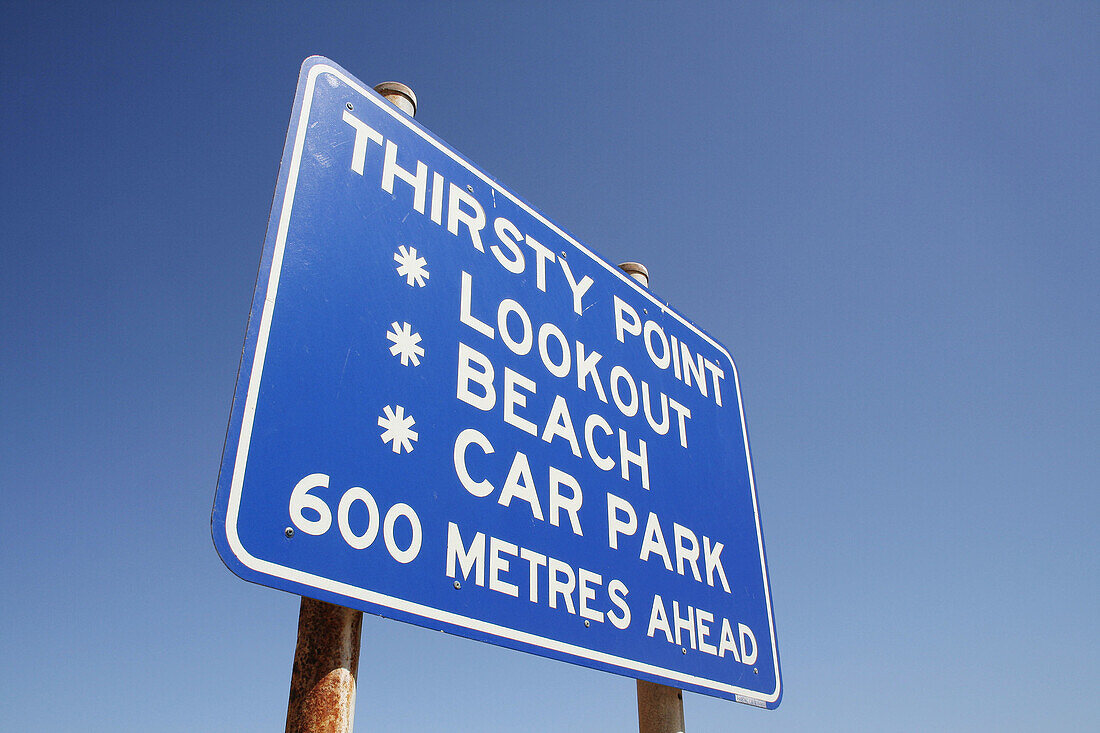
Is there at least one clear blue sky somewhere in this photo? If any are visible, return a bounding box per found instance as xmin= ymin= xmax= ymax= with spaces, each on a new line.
xmin=2 ymin=2 xmax=1097 ymax=730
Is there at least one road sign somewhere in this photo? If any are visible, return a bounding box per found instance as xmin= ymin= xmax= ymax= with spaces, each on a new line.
xmin=213 ymin=56 xmax=781 ymax=708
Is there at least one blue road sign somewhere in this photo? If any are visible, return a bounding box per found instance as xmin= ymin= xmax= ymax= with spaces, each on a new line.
xmin=213 ymin=56 xmax=781 ymax=708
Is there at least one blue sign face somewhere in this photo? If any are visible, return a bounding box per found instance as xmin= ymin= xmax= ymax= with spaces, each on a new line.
xmin=213 ymin=56 xmax=780 ymax=708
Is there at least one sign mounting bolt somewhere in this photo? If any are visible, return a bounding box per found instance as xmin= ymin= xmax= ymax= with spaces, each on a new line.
xmin=453 ymin=580 xmax=461 ymax=590
xmin=284 ymin=527 xmax=294 ymax=538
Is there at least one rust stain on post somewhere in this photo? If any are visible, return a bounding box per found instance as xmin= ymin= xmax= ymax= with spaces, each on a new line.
xmin=285 ymin=597 xmax=364 ymax=733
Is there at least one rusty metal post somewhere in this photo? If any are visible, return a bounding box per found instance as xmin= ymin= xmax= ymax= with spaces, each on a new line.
xmin=283 ymin=81 xmax=418 ymax=733
xmin=285 ymin=597 xmax=364 ymax=733
xmin=619 ymin=261 xmax=686 ymax=733
xmin=637 ymin=680 xmax=686 ymax=733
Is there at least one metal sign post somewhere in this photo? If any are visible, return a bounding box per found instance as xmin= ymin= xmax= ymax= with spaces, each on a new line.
xmin=283 ymin=80 xmax=419 ymax=733
xmin=213 ymin=55 xmax=781 ymax=714
xmin=619 ymin=263 xmax=686 ymax=733
xmin=285 ymin=596 xmax=363 ymax=733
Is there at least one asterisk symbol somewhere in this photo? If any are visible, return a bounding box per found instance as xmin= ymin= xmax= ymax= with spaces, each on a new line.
xmin=378 ymin=404 xmax=418 ymax=454
xmin=394 ymin=245 xmax=429 ymax=287
xmin=386 ymin=321 xmax=424 ymax=366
